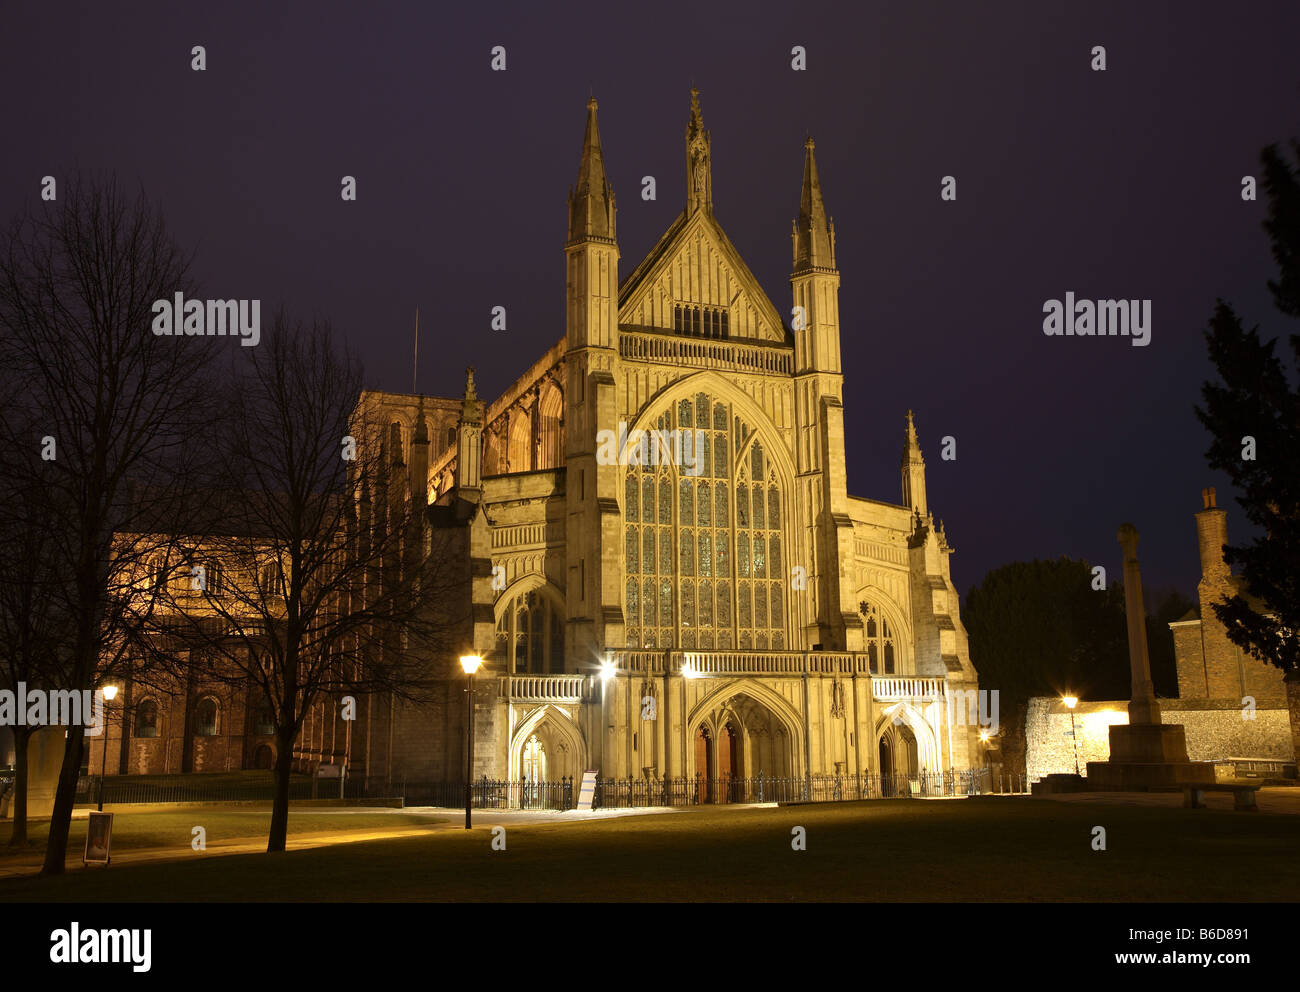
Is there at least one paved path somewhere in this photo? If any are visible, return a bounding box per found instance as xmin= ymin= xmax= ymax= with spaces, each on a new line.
xmin=0 ymin=804 xmax=677 ymax=880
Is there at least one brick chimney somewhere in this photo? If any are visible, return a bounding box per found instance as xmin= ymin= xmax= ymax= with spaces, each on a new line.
xmin=1195 ymin=487 xmax=1229 ymax=582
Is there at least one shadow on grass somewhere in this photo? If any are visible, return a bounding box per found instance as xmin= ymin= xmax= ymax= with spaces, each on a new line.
xmin=2 ymin=798 xmax=1294 ymax=902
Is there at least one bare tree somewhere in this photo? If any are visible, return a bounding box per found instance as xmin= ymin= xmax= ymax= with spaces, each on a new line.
xmin=0 ymin=397 xmax=69 ymax=847
xmin=160 ymin=311 xmax=462 ymax=852
xmin=0 ymin=174 xmax=219 ymax=874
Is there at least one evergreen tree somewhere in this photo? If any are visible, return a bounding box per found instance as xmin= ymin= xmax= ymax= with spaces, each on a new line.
xmin=1194 ymin=141 xmax=1300 ymax=674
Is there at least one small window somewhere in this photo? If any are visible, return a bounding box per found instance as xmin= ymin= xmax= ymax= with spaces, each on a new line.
xmin=194 ymin=697 xmax=219 ymax=736
xmin=258 ymin=562 xmax=284 ymax=596
xmin=254 ymin=699 xmax=275 ymax=736
xmin=135 ymin=699 xmax=159 ymax=739
xmin=204 ymin=559 xmax=223 ymax=596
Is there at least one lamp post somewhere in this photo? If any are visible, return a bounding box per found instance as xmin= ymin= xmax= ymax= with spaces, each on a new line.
xmin=1063 ymin=694 xmax=1081 ymax=776
xmin=460 ymin=655 xmax=482 ymax=829
xmin=97 ymin=685 xmax=118 ymax=812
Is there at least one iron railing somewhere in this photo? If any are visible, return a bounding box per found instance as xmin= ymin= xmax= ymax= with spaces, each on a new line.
xmin=371 ymin=768 xmax=999 ymax=811
xmin=49 ymin=767 xmax=1030 ymax=810
xmin=71 ymin=774 xmax=326 ymax=805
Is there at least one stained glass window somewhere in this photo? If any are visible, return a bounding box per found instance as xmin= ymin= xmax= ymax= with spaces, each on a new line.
xmin=623 ymin=393 xmax=787 ymax=650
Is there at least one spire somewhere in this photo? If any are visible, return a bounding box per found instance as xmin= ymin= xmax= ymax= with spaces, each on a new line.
xmin=793 ymin=137 xmax=835 ymax=270
xmin=901 ymin=409 xmax=928 ymax=517
xmin=456 ymin=367 xmax=484 ymax=495
xmin=410 ymin=398 xmax=429 ymax=506
xmin=414 ymin=396 xmax=429 ymax=444
xmin=685 ymin=87 xmax=712 ymax=214
xmin=904 ymin=409 xmax=920 ymax=453
xmin=568 ymin=97 xmax=616 ymax=242
xmin=460 ymin=367 xmax=482 ymax=425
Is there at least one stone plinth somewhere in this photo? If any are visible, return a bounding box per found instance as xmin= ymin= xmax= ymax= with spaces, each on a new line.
xmin=1107 ymin=722 xmax=1191 ymax=764
xmin=1085 ymin=758 xmax=1216 ymax=789
xmin=1085 ymin=721 xmax=1215 ymax=788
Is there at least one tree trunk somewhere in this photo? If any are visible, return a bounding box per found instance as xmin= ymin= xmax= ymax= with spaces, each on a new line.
xmin=267 ymin=724 xmax=295 ymax=853
xmin=8 ymin=727 xmax=31 ymax=848
xmin=40 ymin=724 xmax=86 ymax=875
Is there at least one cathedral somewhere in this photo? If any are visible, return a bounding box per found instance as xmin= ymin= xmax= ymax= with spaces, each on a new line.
xmin=339 ymin=90 xmax=985 ymax=796
xmin=85 ymin=91 xmax=986 ymax=799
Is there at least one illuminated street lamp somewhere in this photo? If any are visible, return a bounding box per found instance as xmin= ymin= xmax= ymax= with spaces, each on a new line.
xmin=599 ymin=654 xmax=616 ymax=681
xmin=1063 ymin=694 xmax=1081 ymax=776
xmin=97 ymin=685 xmax=119 ymax=812
xmin=460 ymin=655 xmax=482 ymax=829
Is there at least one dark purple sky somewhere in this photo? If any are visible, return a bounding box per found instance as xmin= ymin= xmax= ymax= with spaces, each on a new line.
xmin=4 ymin=0 xmax=1299 ymax=598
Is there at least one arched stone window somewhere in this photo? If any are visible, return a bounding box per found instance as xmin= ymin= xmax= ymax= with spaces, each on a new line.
xmin=507 ymin=411 xmax=532 ymax=472
xmin=495 ymin=588 xmax=565 ymax=673
xmin=194 ymin=696 xmax=220 ymax=737
xmin=135 ymin=699 xmax=159 ymax=739
xmin=254 ymin=697 xmax=275 ymax=736
xmin=624 ymin=393 xmax=787 ymax=650
xmin=861 ymin=602 xmax=898 ymax=675
xmin=538 ymin=383 xmax=564 ymax=469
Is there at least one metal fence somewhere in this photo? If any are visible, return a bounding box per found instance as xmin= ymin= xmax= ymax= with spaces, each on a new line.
xmin=374 ymin=768 xmax=1003 ymax=811
xmin=72 ymin=774 xmax=329 ymax=805
xmin=45 ymin=766 xmax=1027 ymax=810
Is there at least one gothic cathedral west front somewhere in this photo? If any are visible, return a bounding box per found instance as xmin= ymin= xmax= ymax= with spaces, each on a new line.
xmin=334 ymin=90 xmax=986 ymax=799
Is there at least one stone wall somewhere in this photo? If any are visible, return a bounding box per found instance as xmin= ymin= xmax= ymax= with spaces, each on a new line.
xmin=1025 ymin=696 xmax=1293 ymax=783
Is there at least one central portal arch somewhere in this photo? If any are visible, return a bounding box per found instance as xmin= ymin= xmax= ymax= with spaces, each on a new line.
xmin=687 ymin=681 xmax=803 ymax=803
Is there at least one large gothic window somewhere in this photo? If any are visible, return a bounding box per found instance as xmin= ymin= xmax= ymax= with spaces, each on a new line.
xmin=496 ymin=589 xmax=565 ymax=673
xmin=861 ymin=602 xmax=897 ymax=675
xmin=624 ymin=393 xmax=786 ymax=650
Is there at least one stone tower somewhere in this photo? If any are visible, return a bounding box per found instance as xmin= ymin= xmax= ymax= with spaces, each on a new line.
xmin=564 ymin=98 xmax=622 ymax=663
xmin=790 ymin=137 xmax=856 ymax=649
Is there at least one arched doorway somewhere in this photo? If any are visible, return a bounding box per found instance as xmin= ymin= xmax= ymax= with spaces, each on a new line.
xmin=522 ymin=734 xmax=546 ymax=781
xmin=878 ymin=735 xmax=894 ymax=796
xmin=509 ymin=707 xmax=584 ymax=808
xmin=689 ymin=684 xmax=801 ymax=803
xmin=878 ymin=723 xmax=919 ymax=796
xmin=717 ymin=722 xmax=740 ymax=802
xmin=695 ymin=726 xmax=713 ymax=803
xmin=253 ymin=744 xmax=273 ymax=770
xmin=521 ymin=734 xmax=546 ymax=808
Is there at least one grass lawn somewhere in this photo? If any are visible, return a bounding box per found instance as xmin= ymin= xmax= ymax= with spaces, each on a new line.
xmin=0 ymin=808 xmax=447 ymax=855
xmin=2 ymin=797 xmax=1296 ymax=901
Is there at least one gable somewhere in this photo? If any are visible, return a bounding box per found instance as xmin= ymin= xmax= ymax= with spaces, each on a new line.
xmin=618 ymin=210 xmax=789 ymax=343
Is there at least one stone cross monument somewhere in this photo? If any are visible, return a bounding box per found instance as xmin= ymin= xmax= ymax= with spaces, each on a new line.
xmin=1119 ymin=523 xmax=1161 ymax=725
xmin=1085 ymin=523 xmax=1215 ymax=789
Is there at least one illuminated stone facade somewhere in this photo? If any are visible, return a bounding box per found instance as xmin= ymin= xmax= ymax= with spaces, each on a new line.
xmin=87 ymin=92 xmax=986 ymax=796
xmin=359 ymin=92 xmax=985 ymax=794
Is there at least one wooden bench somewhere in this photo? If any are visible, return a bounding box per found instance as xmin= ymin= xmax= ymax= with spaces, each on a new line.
xmin=1181 ymin=783 xmax=1259 ymax=811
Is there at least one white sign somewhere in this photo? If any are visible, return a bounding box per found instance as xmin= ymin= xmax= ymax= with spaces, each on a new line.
xmin=575 ymin=770 xmax=598 ymax=811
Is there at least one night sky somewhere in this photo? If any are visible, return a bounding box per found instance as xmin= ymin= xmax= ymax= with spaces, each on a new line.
xmin=4 ymin=1 xmax=1299 ymax=598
